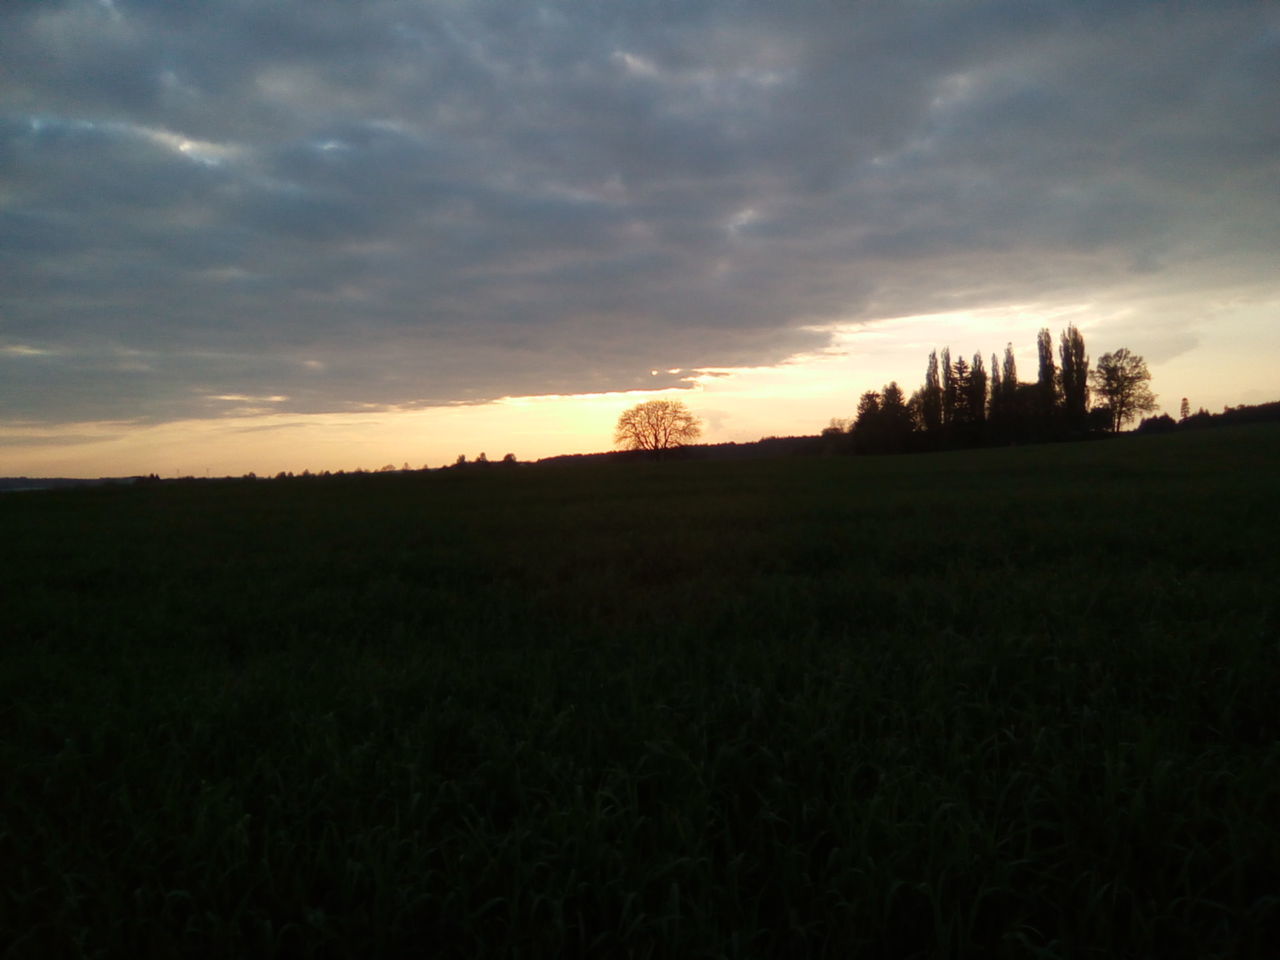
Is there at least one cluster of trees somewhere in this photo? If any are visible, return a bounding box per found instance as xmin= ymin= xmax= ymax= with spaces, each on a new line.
xmin=450 ymin=452 xmax=519 ymax=468
xmin=604 ymin=328 xmax=1174 ymax=463
xmin=836 ymin=326 xmax=1158 ymax=454
xmin=231 ymin=456 xmax=523 ymax=481
xmin=1138 ymin=398 xmax=1280 ymax=434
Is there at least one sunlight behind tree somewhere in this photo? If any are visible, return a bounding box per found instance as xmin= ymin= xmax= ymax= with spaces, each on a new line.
xmin=1091 ymin=348 xmax=1158 ymax=432
xmin=614 ymin=399 xmax=702 ymax=452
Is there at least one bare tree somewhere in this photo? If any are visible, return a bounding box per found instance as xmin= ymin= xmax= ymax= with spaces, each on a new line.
xmin=1090 ymin=348 xmax=1158 ymax=432
xmin=615 ymin=399 xmax=702 ymax=452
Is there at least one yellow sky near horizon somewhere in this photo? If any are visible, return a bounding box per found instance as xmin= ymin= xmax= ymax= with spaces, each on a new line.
xmin=3 ymin=302 xmax=1275 ymax=479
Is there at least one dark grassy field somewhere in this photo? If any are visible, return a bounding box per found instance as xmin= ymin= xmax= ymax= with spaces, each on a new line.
xmin=3 ymin=425 xmax=1278 ymax=958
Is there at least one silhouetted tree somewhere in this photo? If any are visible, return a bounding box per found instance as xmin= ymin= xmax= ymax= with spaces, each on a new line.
xmin=986 ymin=343 xmax=1022 ymax=442
xmin=1091 ymin=348 xmax=1158 ymax=432
xmin=1001 ymin=344 xmax=1019 ymax=410
xmin=907 ymin=388 xmax=927 ymax=433
xmin=949 ymin=355 xmax=972 ymax=427
xmin=880 ymin=382 xmax=914 ymax=450
xmin=998 ymin=345 xmax=1018 ymax=424
xmin=921 ymin=351 xmax=943 ymax=431
xmin=1036 ymin=328 xmax=1057 ymax=427
xmin=853 ymin=384 xmax=914 ymax=453
xmin=821 ymin=417 xmax=852 ymax=454
xmin=854 ymin=390 xmax=881 ymax=429
xmin=1058 ymin=324 xmax=1090 ymax=431
xmin=940 ymin=347 xmax=956 ymax=425
xmin=852 ymin=391 xmax=884 ymax=451
xmin=968 ymin=353 xmax=988 ymax=425
xmin=1179 ymin=397 xmax=1191 ymax=421
xmin=1137 ymin=413 xmax=1177 ymax=433
xmin=615 ymin=399 xmax=702 ymax=452
xmin=988 ymin=353 xmax=1003 ymax=422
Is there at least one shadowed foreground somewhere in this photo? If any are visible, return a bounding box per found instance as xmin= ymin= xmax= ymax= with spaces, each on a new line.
xmin=3 ymin=426 xmax=1278 ymax=957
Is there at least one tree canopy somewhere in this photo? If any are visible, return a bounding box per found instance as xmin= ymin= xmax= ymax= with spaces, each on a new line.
xmin=1091 ymin=348 xmax=1158 ymax=432
xmin=831 ymin=326 xmax=1163 ymax=454
xmin=614 ymin=399 xmax=703 ymax=452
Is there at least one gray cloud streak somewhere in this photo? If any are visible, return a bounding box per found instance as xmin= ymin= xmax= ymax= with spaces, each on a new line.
xmin=2 ymin=0 xmax=1277 ymax=422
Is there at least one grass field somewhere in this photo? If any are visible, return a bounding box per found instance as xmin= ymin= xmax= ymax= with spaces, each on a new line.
xmin=3 ymin=425 xmax=1278 ymax=958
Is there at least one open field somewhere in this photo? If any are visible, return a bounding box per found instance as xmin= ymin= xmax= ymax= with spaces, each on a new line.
xmin=3 ymin=425 xmax=1278 ymax=958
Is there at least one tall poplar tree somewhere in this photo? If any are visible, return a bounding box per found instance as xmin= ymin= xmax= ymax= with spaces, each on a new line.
xmin=941 ymin=347 xmax=956 ymax=425
xmin=989 ymin=353 xmax=1003 ymax=421
xmin=922 ymin=351 xmax=943 ymax=431
xmin=1036 ymin=328 xmax=1057 ymax=426
xmin=1001 ymin=344 xmax=1018 ymax=407
xmin=1058 ymin=324 xmax=1090 ymax=430
xmin=969 ymin=352 xmax=988 ymax=424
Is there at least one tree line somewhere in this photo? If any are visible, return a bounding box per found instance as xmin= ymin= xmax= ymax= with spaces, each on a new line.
xmin=1137 ymin=398 xmax=1280 ymax=435
xmin=831 ymin=325 xmax=1158 ymax=454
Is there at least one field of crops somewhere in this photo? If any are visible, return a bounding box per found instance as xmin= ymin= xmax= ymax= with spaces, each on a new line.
xmin=3 ymin=424 xmax=1278 ymax=958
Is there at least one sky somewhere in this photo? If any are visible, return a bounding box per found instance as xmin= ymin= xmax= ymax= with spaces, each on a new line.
xmin=3 ymin=0 xmax=1278 ymax=477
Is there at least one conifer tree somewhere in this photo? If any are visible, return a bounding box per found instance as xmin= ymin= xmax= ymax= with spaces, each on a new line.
xmin=854 ymin=390 xmax=882 ymax=427
xmin=951 ymin=355 xmax=971 ymax=423
xmin=853 ymin=390 xmax=884 ymax=452
xmin=880 ymin=381 xmax=914 ymax=448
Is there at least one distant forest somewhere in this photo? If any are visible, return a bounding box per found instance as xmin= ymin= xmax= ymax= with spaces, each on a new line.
xmin=1134 ymin=400 xmax=1280 ymax=435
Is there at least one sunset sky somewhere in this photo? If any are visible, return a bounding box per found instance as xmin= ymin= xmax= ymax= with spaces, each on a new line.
xmin=3 ymin=1 xmax=1278 ymax=477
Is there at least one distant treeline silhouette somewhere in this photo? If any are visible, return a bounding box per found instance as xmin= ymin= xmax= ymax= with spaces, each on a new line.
xmin=41 ymin=330 xmax=1278 ymax=484
xmin=1136 ymin=399 xmax=1280 ymax=434
xmin=826 ymin=325 xmax=1165 ymax=455
xmin=537 ymin=436 xmax=822 ymax=466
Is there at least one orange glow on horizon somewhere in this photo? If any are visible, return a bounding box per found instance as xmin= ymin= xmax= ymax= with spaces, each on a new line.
xmin=5 ymin=298 xmax=1279 ymax=479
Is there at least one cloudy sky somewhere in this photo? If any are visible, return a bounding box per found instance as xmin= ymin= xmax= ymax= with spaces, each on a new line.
xmin=3 ymin=0 xmax=1278 ymax=476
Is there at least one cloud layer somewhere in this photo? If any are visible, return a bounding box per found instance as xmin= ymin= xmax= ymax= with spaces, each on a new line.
xmin=3 ymin=0 xmax=1277 ymax=422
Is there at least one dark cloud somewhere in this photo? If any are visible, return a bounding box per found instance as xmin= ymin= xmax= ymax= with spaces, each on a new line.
xmin=2 ymin=0 xmax=1277 ymax=423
